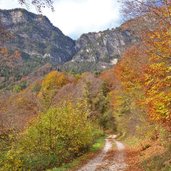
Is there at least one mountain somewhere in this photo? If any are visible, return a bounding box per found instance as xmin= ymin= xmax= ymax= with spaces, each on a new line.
xmin=62 ymin=28 xmax=137 ymax=72
xmin=0 ymin=8 xmax=138 ymax=89
xmin=0 ymin=8 xmax=76 ymax=89
xmin=0 ymin=8 xmax=76 ymax=63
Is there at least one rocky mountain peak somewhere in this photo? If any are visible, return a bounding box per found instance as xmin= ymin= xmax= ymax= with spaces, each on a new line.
xmin=0 ymin=8 xmax=76 ymax=64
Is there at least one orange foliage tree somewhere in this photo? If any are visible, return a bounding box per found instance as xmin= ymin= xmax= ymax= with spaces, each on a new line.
xmin=119 ymin=1 xmax=171 ymax=130
xmin=142 ymin=25 xmax=171 ymax=129
xmin=100 ymin=45 xmax=150 ymax=134
xmin=38 ymin=71 xmax=68 ymax=111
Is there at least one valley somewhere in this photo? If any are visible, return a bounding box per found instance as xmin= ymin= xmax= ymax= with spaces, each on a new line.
xmin=0 ymin=2 xmax=171 ymax=171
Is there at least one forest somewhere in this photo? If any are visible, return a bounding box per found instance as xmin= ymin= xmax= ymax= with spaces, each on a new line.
xmin=0 ymin=0 xmax=171 ymax=171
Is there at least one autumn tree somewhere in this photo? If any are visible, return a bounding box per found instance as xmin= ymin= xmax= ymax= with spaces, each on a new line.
xmin=142 ymin=26 xmax=171 ymax=130
xmin=120 ymin=0 xmax=171 ymax=130
xmin=101 ymin=44 xmax=151 ymax=135
xmin=38 ymin=71 xmax=68 ymax=111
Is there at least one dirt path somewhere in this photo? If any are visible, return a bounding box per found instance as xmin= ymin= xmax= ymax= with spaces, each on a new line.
xmin=77 ymin=135 xmax=127 ymax=171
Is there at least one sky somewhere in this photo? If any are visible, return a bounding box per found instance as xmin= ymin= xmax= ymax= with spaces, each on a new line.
xmin=0 ymin=0 xmax=121 ymax=39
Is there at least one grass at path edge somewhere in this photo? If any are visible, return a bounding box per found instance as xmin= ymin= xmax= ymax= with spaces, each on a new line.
xmin=47 ymin=136 xmax=106 ymax=171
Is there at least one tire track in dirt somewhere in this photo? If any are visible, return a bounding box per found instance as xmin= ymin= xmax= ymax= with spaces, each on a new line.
xmin=77 ymin=135 xmax=127 ymax=171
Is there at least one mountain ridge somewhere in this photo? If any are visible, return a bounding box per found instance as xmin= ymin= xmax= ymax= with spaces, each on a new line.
xmin=0 ymin=8 xmax=137 ymax=89
xmin=0 ymin=8 xmax=137 ymax=65
xmin=63 ymin=27 xmax=137 ymax=72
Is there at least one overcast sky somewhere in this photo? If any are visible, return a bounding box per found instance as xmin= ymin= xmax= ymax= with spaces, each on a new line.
xmin=0 ymin=0 xmax=121 ymax=39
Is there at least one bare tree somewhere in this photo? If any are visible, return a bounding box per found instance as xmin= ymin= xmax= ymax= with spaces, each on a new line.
xmin=120 ymin=1 xmax=162 ymax=19
xmin=119 ymin=0 xmax=171 ymax=40
xmin=120 ymin=0 xmax=171 ymax=24
xmin=18 ymin=0 xmax=54 ymax=12
xmin=119 ymin=0 xmax=171 ymax=63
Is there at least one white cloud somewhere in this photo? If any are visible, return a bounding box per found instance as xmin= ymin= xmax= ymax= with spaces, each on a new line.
xmin=0 ymin=0 xmax=121 ymax=39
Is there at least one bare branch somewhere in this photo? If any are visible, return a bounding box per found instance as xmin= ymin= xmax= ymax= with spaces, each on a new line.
xmin=18 ymin=0 xmax=54 ymax=12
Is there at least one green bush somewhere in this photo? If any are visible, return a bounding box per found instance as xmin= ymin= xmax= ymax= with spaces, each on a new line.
xmin=1 ymin=101 xmax=100 ymax=170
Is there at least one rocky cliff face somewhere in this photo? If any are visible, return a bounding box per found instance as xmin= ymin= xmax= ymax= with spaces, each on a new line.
xmin=62 ymin=28 xmax=137 ymax=72
xmin=75 ymin=28 xmax=135 ymax=61
xmin=0 ymin=8 xmax=76 ymax=63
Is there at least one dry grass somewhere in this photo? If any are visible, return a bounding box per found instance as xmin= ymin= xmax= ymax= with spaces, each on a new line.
xmin=125 ymin=139 xmax=167 ymax=171
xmin=125 ymin=147 xmax=143 ymax=171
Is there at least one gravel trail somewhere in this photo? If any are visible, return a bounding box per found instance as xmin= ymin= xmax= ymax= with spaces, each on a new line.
xmin=77 ymin=135 xmax=127 ymax=171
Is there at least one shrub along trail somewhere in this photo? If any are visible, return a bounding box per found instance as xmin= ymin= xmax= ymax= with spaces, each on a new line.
xmin=77 ymin=135 xmax=127 ymax=171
